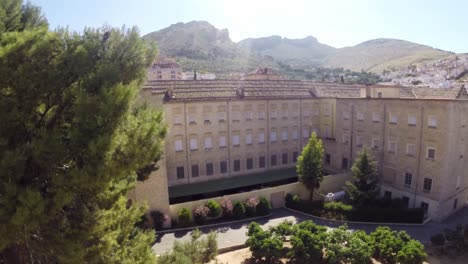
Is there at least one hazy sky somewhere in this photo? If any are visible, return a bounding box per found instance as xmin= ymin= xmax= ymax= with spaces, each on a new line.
xmin=32 ymin=0 xmax=468 ymax=53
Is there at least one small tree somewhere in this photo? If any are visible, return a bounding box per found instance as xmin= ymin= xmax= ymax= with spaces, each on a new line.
xmin=232 ymin=201 xmax=246 ymax=219
xmin=246 ymin=223 xmax=283 ymax=262
xmin=297 ymin=132 xmax=324 ymax=200
xmin=178 ymin=208 xmax=192 ymax=227
xmin=256 ymin=197 xmax=272 ymax=216
xmin=344 ymin=148 xmax=380 ymax=206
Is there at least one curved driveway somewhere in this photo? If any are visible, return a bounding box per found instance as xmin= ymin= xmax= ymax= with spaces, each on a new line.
xmin=153 ymin=206 xmax=468 ymax=255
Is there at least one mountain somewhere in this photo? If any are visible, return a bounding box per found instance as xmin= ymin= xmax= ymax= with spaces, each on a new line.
xmin=143 ymin=21 xmax=454 ymax=77
xmin=322 ymin=38 xmax=450 ymax=72
xmin=238 ymin=35 xmax=335 ymax=65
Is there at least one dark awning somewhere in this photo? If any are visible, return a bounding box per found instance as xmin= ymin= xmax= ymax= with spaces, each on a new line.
xmin=168 ymin=167 xmax=297 ymax=198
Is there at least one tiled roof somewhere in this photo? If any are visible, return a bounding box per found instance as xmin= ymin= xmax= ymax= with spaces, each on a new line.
xmin=142 ymin=80 xmax=467 ymax=102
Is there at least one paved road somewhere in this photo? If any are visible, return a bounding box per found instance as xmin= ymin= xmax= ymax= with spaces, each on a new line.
xmin=152 ymin=206 xmax=468 ymax=255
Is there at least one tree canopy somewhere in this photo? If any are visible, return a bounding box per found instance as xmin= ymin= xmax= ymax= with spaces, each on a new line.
xmin=344 ymin=148 xmax=380 ymax=206
xmin=0 ymin=1 xmax=165 ymax=263
xmin=296 ymin=132 xmax=324 ymax=200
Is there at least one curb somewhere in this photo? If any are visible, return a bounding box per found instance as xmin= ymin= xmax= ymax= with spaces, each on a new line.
xmin=156 ymin=214 xmax=272 ymax=234
xmin=284 ymin=207 xmax=430 ymax=226
xmin=217 ymin=244 xmax=248 ymax=254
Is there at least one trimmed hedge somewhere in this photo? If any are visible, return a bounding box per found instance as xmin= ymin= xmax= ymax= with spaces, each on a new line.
xmin=256 ymin=197 xmax=272 ymax=216
xmin=233 ymin=200 xmax=246 ymax=219
xmin=206 ymin=200 xmax=222 ymax=218
xmin=178 ymin=208 xmax=192 ymax=227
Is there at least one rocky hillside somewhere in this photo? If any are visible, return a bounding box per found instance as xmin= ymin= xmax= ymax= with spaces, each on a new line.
xmin=143 ymin=21 xmax=457 ymax=82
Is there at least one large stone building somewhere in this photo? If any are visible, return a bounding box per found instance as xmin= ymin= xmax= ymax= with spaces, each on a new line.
xmin=147 ymin=57 xmax=183 ymax=81
xmin=133 ymin=79 xmax=468 ymax=222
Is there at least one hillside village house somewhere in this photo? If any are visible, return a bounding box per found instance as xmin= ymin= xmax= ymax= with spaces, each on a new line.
xmin=147 ymin=57 xmax=183 ymax=81
xmin=129 ymin=77 xmax=468 ymax=224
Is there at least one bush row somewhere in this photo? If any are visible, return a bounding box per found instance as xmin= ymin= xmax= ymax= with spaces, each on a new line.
xmin=177 ymin=196 xmax=272 ymax=227
xmin=285 ymin=193 xmax=424 ymax=223
xmin=246 ymin=220 xmax=427 ymax=264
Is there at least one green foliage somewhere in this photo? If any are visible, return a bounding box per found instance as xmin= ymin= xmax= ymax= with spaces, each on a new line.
xmin=289 ymin=222 xmax=327 ymax=262
xmin=396 ymin=240 xmax=427 ymax=264
xmin=269 ymin=220 xmax=294 ymax=240
xmin=323 ymin=201 xmax=353 ymax=212
xmin=0 ymin=2 xmax=163 ymax=261
xmin=206 ymin=200 xmax=222 ymax=218
xmin=324 ymin=226 xmax=374 ymax=264
xmin=256 ymin=197 xmax=272 ymax=216
xmin=246 ymin=223 xmax=283 ymax=262
xmin=344 ymin=148 xmax=380 ymax=206
xmin=158 ymin=230 xmax=218 ymax=264
xmin=297 ymin=132 xmax=324 ymax=200
xmin=232 ymin=200 xmax=246 ymax=219
xmin=150 ymin=210 xmax=165 ymax=230
xmin=179 ymin=208 xmax=192 ymax=227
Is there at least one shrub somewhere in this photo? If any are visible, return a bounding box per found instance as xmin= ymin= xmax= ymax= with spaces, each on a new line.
xmin=219 ymin=196 xmax=233 ymax=217
xmin=270 ymin=220 xmax=294 ymax=240
xmin=150 ymin=210 xmax=165 ymax=230
xmin=324 ymin=201 xmax=353 ymax=212
xmin=244 ymin=196 xmax=259 ymax=217
xmin=232 ymin=200 xmax=246 ymax=219
xmin=178 ymin=208 xmax=191 ymax=227
xmin=396 ymin=240 xmax=427 ymax=264
xmin=347 ymin=207 xmax=424 ymax=223
xmin=289 ymin=222 xmax=327 ymax=263
xmin=206 ymin=200 xmax=222 ymax=218
xmin=246 ymin=223 xmax=283 ymax=262
xmin=285 ymin=193 xmax=294 ymax=205
xmin=193 ymin=204 xmax=210 ymax=225
xmin=256 ymin=197 xmax=272 ymax=216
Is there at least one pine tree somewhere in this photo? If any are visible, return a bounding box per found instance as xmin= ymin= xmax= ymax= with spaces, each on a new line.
xmin=297 ymin=132 xmax=324 ymax=200
xmin=0 ymin=1 xmax=165 ymax=263
xmin=344 ymin=148 xmax=380 ymax=206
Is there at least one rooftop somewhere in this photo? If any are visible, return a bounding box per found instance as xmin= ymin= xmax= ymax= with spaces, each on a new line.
xmin=142 ymin=80 xmax=468 ymax=102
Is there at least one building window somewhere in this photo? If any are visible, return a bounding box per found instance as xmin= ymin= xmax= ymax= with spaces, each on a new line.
xmin=220 ymin=161 xmax=228 ymax=173
xmin=246 ymin=133 xmax=253 ymax=145
xmin=324 ymin=127 xmax=330 ymax=138
xmin=190 ymin=138 xmax=198 ymax=150
xmin=293 ymin=152 xmax=298 ymax=162
xmin=372 ymin=112 xmax=381 ymax=122
xmin=281 ymin=110 xmax=288 ymax=119
xmin=325 ymin=154 xmax=331 ymax=165
xmin=420 ymin=202 xmax=429 ymax=215
xmin=217 ymin=112 xmax=225 ymax=122
xmin=175 ymin=139 xmax=183 ymax=152
xmin=372 ymin=138 xmax=379 ymax=149
xmin=206 ymin=163 xmax=214 ymax=176
xmin=357 ymin=112 xmax=364 ymax=121
xmin=324 ymin=108 xmax=330 ymax=117
xmin=203 ymin=113 xmax=210 ymax=123
xmin=157 ymin=75 xmax=162 ymax=79
xmin=219 ymin=136 xmax=226 ymax=148
xmin=258 ymin=111 xmax=266 ymax=120
xmin=258 ymin=132 xmax=265 ymax=143
xmin=244 ymin=111 xmax=253 ymax=121
xmin=388 ymin=141 xmax=397 ymax=153
xmin=204 ymin=137 xmax=212 ymax=149
xmin=389 ymin=113 xmax=398 ymax=124
xmin=402 ymin=196 xmax=409 ymax=207
xmin=232 ymin=135 xmax=240 ymax=146
xmin=176 ymin=166 xmax=185 ymax=179
xmin=270 ymin=131 xmax=277 ymax=142
xmin=271 ymin=155 xmax=277 ymax=167
xmin=356 ymin=135 xmax=363 ymax=147
xmin=423 ymin=178 xmax=432 ymax=192
xmin=191 ymin=165 xmax=199 ymax=178
xmin=342 ymin=111 xmax=350 ymax=120
xmin=270 ymin=110 xmax=278 ymax=119
xmin=427 ymin=147 xmax=436 ymax=160
xmin=428 ymin=116 xmax=438 ymax=128
xmin=246 ymin=158 xmax=253 ymax=170
xmin=303 ymin=109 xmax=310 ymax=117
xmin=342 ymin=134 xmax=349 ymax=144
xmin=384 ymin=191 xmax=392 ymax=199
xmin=233 ymin=160 xmax=241 ymax=172
xmin=404 ymin=172 xmax=412 ymax=187
xmin=188 ymin=115 xmax=196 ymax=124
xmin=292 ymin=129 xmax=299 ymax=140
xmin=173 ymin=115 xmax=182 ymax=125
xmin=406 ymin=143 xmax=416 ymax=156
xmin=341 ymin=157 xmax=348 ymax=169
xmin=259 ymin=156 xmax=266 ymax=168
xmin=303 ymin=128 xmax=309 ymax=138
xmin=281 ymin=130 xmax=288 ymax=141
xmin=408 ymin=114 xmax=417 ymax=126
xmin=232 ymin=111 xmax=240 ymax=121
xmin=378 ymin=92 xmax=383 ymax=98
xmin=282 ymin=153 xmax=288 ymax=164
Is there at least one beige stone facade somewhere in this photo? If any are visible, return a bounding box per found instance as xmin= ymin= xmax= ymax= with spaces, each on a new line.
xmin=136 ymin=80 xmax=468 ymax=222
